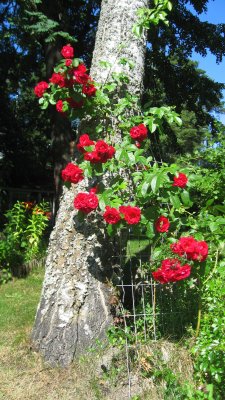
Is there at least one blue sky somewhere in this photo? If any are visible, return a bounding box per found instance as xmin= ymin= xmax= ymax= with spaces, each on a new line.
xmin=188 ymin=0 xmax=225 ymax=123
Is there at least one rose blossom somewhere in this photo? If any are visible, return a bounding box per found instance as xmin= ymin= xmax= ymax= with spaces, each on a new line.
xmin=172 ymin=173 xmax=188 ymax=188
xmin=84 ymin=151 xmax=101 ymax=163
xmin=74 ymin=192 xmax=98 ymax=214
xmin=130 ymin=124 xmax=148 ymax=142
xmin=73 ymin=64 xmax=89 ymax=84
xmin=103 ymin=206 xmax=121 ymax=224
xmin=119 ymin=205 xmax=141 ymax=225
xmin=56 ymin=99 xmax=66 ymax=113
xmin=152 ymin=258 xmax=191 ymax=284
xmin=61 ymin=163 xmax=84 ymax=184
xmin=171 ymin=236 xmax=208 ymax=262
xmin=61 ymin=44 xmax=74 ymax=59
xmin=76 ymin=134 xmax=95 ymax=152
xmin=155 ymin=216 xmax=170 ymax=233
xmin=65 ymin=59 xmax=73 ymax=67
xmin=34 ymin=81 xmax=49 ymax=98
xmin=82 ymin=83 xmax=97 ymax=96
xmin=49 ymin=72 xmax=65 ymax=88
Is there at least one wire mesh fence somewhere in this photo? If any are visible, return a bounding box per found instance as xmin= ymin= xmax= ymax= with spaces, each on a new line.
xmin=110 ymin=228 xmax=198 ymax=399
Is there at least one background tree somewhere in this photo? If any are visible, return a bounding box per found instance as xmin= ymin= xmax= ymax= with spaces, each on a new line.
xmin=0 ymin=0 xmax=224 ymax=192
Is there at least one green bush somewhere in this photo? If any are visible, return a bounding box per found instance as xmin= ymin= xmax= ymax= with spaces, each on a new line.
xmin=0 ymin=201 xmax=50 ymax=283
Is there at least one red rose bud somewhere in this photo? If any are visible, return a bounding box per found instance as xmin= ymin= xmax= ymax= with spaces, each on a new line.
xmin=61 ymin=163 xmax=84 ymax=184
xmin=74 ymin=192 xmax=98 ymax=214
xmin=135 ymin=141 xmax=141 ymax=148
xmin=155 ymin=216 xmax=170 ymax=233
xmin=82 ymin=83 xmax=97 ymax=97
xmin=34 ymin=81 xmax=49 ymax=98
xmin=89 ymin=187 xmax=98 ymax=194
xmin=103 ymin=206 xmax=121 ymax=224
xmin=130 ymin=124 xmax=148 ymax=142
xmin=119 ymin=205 xmax=141 ymax=225
xmin=172 ymin=173 xmax=188 ymax=188
xmin=61 ymin=44 xmax=74 ymax=59
xmin=56 ymin=99 xmax=67 ymax=113
xmin=65 ymin=59 xmax=73 ymax=67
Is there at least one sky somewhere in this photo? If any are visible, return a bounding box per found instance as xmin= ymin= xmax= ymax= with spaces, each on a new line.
xmin=188 ymin=0 xmax=225 ymax=123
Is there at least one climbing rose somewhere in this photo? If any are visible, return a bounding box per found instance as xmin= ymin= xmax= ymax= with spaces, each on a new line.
xmin=82 ymin=83 xmax=97 ymax=96
xmin=83 ymin=140 xmax=115 ymax=163
xmin=77 ymin=134 xmax=95 ymax=152
xmin=173 ymin=173 xmax=188 ymax=188
xmin=155 ymin=216 xmax=170 ymax=233
xmin=65 ymin=59 xmax=72 ymax=67
xmin=130 ymin=124 xmax=148 ymax=142
xmin=61 ymin=163 xmax=84 ymax=184
xmin=119 ymin=205 xmax=141 ymax=225
xmin=103 ymin=206 xmax=121 ymax=224
xmin=171 ymin=236 xmax=208 ymax=262
xmin=74 ymin=192 xmax=98 ymax=214
xmin=73 ymin=64 xmax=89 ymax=84
xmin=56 ymin=99 xmax=66 ymax=113
xmin=49 ymin=72 xmax=65 ymax=88
xmin=34 ymin=81 xmax=49 ymax=98
xmin=61 ymin=44 xmax=74 ymax=59
xmin=152 ymin=258 xmax=191 ymax=284
xmin=84 ymin=151 xmax=101 ymax=163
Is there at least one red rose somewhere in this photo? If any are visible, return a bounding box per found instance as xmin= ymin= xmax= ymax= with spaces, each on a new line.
xmin=77 ymin=134 xmax=95 ymax=152
xmin=61 ymin=44 xmax=74 ymax=59
xmin=49 ymin=72 xmax=65 ymax=88
xmin=119 ymin=205 xmax=141 ymax=225
xmin=74 ymin=192 xmax=98 ymax=214
xmin=56 ymin=99 xmax=66 ymax=113
xmin=65 ymin=59 xmax=73 ymax=67
xmin=83 ymin=140 xmax=115 ymax=164
xmin=84 ymin=151 xmax=101 ymax=163
xmin=61 ymin=163 xmax=84 ymax=184
xmin=82 ymin=83 xmax=97 ymax=97
xmin=155 ymin=216 xmax=170 ymax=233
xmin=191 ymin=241 xmax=208 ymax=262
xmin=171 ymin=236 xmax=208 ymax=262
xmin=34 ymin=81 xmax=49 ymax=98
xmin=73 ymin=64 xmax=89 ymax=84
xmin=152 ymin=258 xmax=191 ymax=284
xmin=103 ymin=206 xmax=121 ymax=224
xmin=173 ymin=173 xmax=188 ymax=188
xmin=130 ymin=124 xmax=148 ymax=142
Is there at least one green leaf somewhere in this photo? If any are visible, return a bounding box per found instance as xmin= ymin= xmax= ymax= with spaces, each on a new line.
xmin=181 ymin=190 xmax=192 ymax=207
xmin=141 ymin=182 xmax=150 ymax=196
xmin=151 ymin=174 xmax=162 ymax=193
xmin=170 ymin=194 xmax=181 ymax=209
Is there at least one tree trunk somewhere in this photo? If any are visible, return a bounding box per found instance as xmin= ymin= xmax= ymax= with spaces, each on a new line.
xmin=32 ymin=0 xmax=148 ymax=367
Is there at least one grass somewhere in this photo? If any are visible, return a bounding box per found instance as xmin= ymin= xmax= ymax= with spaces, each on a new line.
xmin=0 ymin=260 xmax=197 ymax=399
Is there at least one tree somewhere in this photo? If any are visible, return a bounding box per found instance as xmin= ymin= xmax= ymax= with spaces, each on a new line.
xmin=31 ymin=0 xmax=148 ymax=367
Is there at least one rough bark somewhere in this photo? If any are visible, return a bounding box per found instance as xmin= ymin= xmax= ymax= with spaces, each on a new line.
xmin=32 ymin=0 xmax=148 ymax=367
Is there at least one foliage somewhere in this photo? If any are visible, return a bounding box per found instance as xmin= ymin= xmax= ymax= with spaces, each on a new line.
xmin=0 ymin=201 xmax=50 ymax=283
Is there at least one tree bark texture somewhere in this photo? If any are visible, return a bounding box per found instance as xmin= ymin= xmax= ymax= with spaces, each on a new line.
xmin=32 ymin=0 xmax=148 ymax=367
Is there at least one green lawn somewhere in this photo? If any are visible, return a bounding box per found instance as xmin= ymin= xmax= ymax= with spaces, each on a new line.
xmin=0 ymin=267 xmax=44 ymax=347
